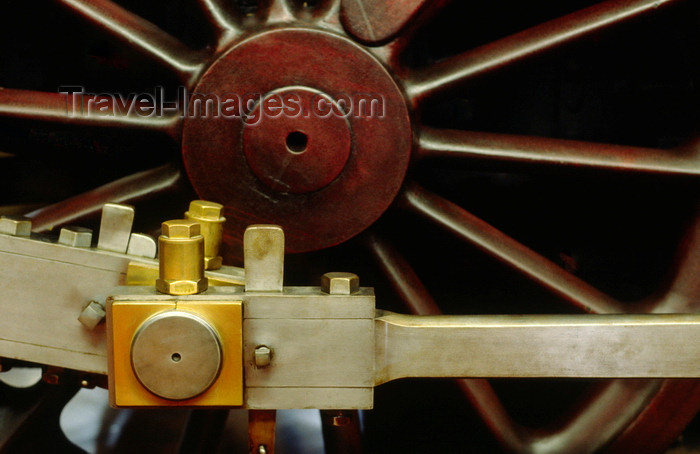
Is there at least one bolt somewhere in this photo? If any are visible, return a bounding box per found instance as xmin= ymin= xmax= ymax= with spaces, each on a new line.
xmin=187 ymin=200 xmax=225 ymax=221
xmin=42 ymin=367 xmax=63 ymax=385
xmin=326 ymin=411 xmax=352 ymax=426
xmin=162 ymin=219 xmax=201 ymax=239
xmin=258 ymin=446 xmax=268 ymax=454
xmin=332 ymin=415 xmax=351 ymax=426
xmin=156 ymin=219 xmax=208 ymax=296
xmin=58 ymin=226 xmax=93 ymax=248
xmin=0 ymin=215 xmax=31 ymax=237
xmin=321 ymin=272 xmax=360 ymax=295
xmin=185 ymin=200 xmax=226 ymax=270
xmin=254 ymin=345 xmax=272 ymax=368
xmin=78 ymin=301 xmax=106 ymax=330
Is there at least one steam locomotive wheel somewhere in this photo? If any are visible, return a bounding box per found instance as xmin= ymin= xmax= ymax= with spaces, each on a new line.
xmin=0 ymin=0 xmax=698 ymax=452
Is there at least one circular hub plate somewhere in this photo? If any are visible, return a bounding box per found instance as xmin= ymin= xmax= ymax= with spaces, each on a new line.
xmin=242 ymin=87 xmax=352 ymax=194
xmin=182 ymin=28 xmax=412 ymax=254
xmin=131 ymin=311 xmax=222 ymax=401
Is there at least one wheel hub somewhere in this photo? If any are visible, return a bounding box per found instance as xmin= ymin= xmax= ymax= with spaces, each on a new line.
xmin=182 ymin=28 xmax=412 ymax=254
xmin=242 ymin=87 xmax=352 ymax=194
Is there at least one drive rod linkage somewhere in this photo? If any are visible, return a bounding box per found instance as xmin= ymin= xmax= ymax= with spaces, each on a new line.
xmin=375 ymin=311 xmax=700 ymax=384
xmin=2 ymin=217 xmax=699 ymax=411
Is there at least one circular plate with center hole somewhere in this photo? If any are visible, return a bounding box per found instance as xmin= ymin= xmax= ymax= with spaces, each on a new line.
xmin=131 ymin=311 xmax=222 ymax=401
xmin=182 ymin=28 xmax=412 ymax=255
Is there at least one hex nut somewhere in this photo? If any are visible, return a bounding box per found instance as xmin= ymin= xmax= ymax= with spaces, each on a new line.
xmin=59 ymin=226 xmax=93 ymax=248
xmin=186 ymin=200 xmax=225 ymax=221
xmin=254 ymin=345 xmax=272 ymax=368
xmin=78 ymin=301 xmax=106 ymax=330
xmin=42 ymin=367 xmax=63 ymax=385
xmin=162 ymin=219 xmax=201 ymax=239
xmin=321 ymin=272 xmax=360 ymax=295
xmin=204 ymin=256 xmax=223 ymax=270
xmin=332 ymin=415 xmax=351 ymax=427
xmin=186 ymin=201 xmax=225 ymax=271
xmin=156 ymin=279 xmax=209 ymax=296
xmin=0 ymin=216 xmax=31 ymax=237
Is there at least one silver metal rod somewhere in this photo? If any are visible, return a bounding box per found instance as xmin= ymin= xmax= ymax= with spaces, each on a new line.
xmin=375 ymin=311 xmax=700 ymax=384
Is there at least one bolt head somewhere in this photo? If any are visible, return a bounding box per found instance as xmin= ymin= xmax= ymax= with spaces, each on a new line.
xmin=156 ymin=278 xmax=209 ymax=296
xmin=321 ymin=272 xmax=360 ymax=295
xmin=0 ymin=216 xmax=31 ymax=237
xmin=254 ymin=345 xmax=272 ymax=367
xmin=78 ymin=301 xmax=106 ymax=330
xmin=42 ymin=373 xmax=61 ymax=385
xmin=187 ymin=200 xmax=225 ymax=221
xmin=204 ymin=255 xmax=223 ymax=270
xmin=332 ymin=415 xmax=351 ymax=426
xmin=59 ymin=226 xmax=93 ymax=248
xmin=161 ymin=219 xmax=201 ymax=239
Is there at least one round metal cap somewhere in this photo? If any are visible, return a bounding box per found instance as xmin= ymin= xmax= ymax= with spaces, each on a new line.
xmin=131 ymin=311 xmax=222 ymax=401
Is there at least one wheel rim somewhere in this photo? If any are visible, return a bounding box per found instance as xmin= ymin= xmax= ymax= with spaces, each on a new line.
xmin=1 ymin=0 xmax=698 ymax=452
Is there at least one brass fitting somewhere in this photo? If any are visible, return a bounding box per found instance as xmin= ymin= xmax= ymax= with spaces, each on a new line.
xmin=185 ymin=200 xmax=226 ymax=270
xmin=156 ymin=220 xmax=208 ymax=295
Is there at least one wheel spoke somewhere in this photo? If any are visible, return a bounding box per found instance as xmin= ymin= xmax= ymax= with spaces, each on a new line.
xmin=340 ymin=0 xmax=444 ymax=45
xmin=317 ymin=0 xmax=343 ymax=23
xmin=405 ymin=0 xmax=683 ymax=105
xmin=55 ymin=0 xmax=205 ymax=85
xmin=365 ymin=232 xmax=442 ymax=315
xmin=0 ymin=88 xmax=179 ymax=139
xmin=197 ymin=0 xmax=238 ymax=37
xmin=417 ymin=127 xmax=700 ymax=177
xmin=400 ymin=184 xmax=625 ymax=313
xmin=27 ymin=163 xmax=184 ymax=232
xmin=365 ymin=215 xmax=671 ymax=453
xmin=656 ymin=211 xmax=700 ymax=312
xmin=267 ymin=0 xmax=296 ymax=23
xmin=603 ymin=379 xmax=700 ymax=453
xmin=457 ymin=379 xmax=529 ymax=452
xmin=364 ymin=233 xmax=527 ymax=451
xmin=531 ymin=379 xmax=662 ymax=453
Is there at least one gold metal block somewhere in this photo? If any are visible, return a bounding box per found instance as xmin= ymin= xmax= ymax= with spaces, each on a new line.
xmin=108 ymin=298 xmax=243 ymax=407
xmin=126 ymin=261 xmax=245 ymax=287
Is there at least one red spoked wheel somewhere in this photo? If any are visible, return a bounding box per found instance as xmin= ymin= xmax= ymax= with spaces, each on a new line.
xmin=0 ymin=0 xmax=698 ymax=452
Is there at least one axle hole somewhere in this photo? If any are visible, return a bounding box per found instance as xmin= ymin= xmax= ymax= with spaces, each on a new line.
xmin=171 ymin=353 xmax=181 ymax=362
xmin=286 ymin=131 xmax=308 ymax=154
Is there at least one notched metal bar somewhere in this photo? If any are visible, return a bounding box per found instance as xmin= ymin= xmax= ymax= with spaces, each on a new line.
xmin=375 ymin=310 xmax=700 ymax=385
